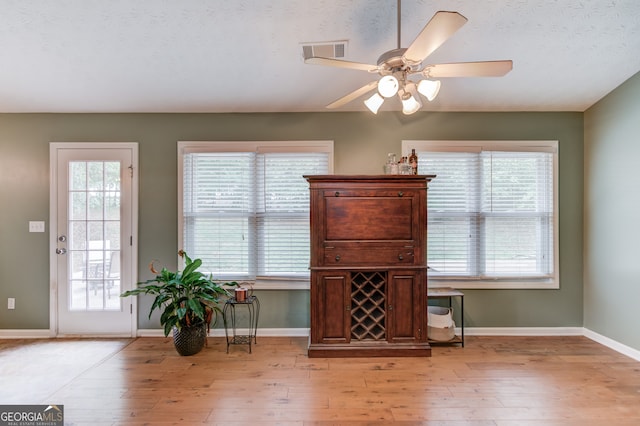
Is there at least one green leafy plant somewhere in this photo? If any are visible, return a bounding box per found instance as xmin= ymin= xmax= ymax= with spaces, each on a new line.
xmin=121 ymin=250 xmax=237 ymax=337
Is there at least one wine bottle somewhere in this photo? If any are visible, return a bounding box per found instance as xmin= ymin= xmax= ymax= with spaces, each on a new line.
xmin=409 ymin=149 xmax=418 ymax=175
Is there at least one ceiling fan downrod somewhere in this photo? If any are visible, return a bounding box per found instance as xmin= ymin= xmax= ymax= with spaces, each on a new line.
xmin=376 ymin=0 xmax=410 ymax=72
xmin=397 ymin=0 xmax=402 ymax=49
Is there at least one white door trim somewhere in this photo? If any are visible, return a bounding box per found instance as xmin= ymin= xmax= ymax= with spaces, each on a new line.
xmin=49 ymin=142 xmax=139 ymax=337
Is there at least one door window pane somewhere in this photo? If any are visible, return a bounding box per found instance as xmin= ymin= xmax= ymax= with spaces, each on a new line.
xmin=68 ymin=161 xmax=122 ymax=311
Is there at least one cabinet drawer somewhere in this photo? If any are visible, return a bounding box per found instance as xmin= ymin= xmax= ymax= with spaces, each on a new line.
xmin=323 ymin=246 xmax=416 ymax=266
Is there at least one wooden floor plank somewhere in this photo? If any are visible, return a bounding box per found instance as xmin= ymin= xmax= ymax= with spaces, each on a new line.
xmin=1 ymin=336 xmax=639 ymax=425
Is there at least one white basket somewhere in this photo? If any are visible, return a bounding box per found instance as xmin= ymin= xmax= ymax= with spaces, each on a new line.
xmin=427 ymin=306 xmax=456 ymax=341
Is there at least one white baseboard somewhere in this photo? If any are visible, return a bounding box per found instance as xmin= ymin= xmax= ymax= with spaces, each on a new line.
xmin=133 ymin=327 xmax=590 ymax=339
xmin=0 ymin=329 xmax=50 ymax=338
xmin=463 ymin=327 xmax=584 ymax=336
xmin=136 ymin=328 xmax=310 ymax=338
xmin=0 ymin=328 xmax=308 ymax=338
xmin=236 ymin=328 xmax=310 ymax=337
xmin=583 ymin=328 xmax=640 ymax=362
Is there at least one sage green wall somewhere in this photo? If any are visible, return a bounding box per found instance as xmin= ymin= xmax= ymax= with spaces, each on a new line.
xmin=584 ymin=71 xmax=640 ymax=351
xmin=0 ymin=112 xmax=583 ymax=331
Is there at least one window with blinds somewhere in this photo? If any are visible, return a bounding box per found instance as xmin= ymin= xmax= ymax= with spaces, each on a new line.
xmin=179 ymin=141 xmax=333 ymax=283
xmin=403 ymin=140 xmax=558 ymax=289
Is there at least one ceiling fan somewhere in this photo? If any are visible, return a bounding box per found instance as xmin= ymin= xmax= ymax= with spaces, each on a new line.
xmin=305 ymin=0 xmax=513 ymax=114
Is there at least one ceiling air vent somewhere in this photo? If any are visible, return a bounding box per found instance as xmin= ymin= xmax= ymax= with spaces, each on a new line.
xmin=301 ymin=41 xmax=347 ymax=60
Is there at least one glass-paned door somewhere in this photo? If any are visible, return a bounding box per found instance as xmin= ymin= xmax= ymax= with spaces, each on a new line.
xmin=52 ymin=145 xmax=136 ymax=335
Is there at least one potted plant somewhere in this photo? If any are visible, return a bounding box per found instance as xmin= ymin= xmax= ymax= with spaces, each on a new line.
xmin=121 ymin=250 xmax=236 ymax=356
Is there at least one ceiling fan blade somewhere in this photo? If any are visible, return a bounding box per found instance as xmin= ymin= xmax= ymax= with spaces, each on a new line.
xmin=326 ymin=81 xmax=378 ymax=109
xmin=305 ymin=56 xmax=379 ymax=72
xmin=403 ymin=11 xmax=468 ymax=66
xmin=423 ymin=60 xmax=513 ymax=78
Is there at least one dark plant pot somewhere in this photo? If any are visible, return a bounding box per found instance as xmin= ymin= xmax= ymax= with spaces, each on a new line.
xmin=173 ymin=323 xmax=207 ymax=356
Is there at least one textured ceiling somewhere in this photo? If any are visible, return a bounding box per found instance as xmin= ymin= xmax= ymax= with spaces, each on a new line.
xmin=0 ymin=0 xmax=639 ymax=113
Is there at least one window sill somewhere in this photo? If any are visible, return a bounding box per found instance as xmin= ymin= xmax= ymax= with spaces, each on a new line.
xmin=428 ymin=278 xmax=559 ymax=290
xmin=242 ymin=279 xmax=310 ymax=291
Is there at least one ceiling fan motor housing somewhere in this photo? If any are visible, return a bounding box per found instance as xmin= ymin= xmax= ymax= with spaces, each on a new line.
xmin=377 ymin=48 xmax=412 ymax=72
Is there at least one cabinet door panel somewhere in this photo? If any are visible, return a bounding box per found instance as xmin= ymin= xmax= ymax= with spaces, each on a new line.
xmin=316 ymin=273 xmax=350 ymax=344
xmin=388 ymin=271 xmax=425 ymax=343
xmin=325 ymin=196 xmax=415 ymax=241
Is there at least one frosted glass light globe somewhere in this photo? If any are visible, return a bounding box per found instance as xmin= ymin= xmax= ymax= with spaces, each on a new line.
xmin=378 ymin=75 xmax=399 ymax=98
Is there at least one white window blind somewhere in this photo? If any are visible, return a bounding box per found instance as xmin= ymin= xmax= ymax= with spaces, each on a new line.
xmin=256 ymin=153 xmax=327 ymax=277
xmin=181 ymin=143 xmax=331 ymax=282
xmin=405 ymin=140 xmax=558 ymax=288
xmin=183 ymin=152 xmax=253 ymax=279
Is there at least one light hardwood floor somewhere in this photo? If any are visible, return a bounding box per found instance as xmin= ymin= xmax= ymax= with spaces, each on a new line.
xmin=1 ymin=336 xmax=639 ymax=425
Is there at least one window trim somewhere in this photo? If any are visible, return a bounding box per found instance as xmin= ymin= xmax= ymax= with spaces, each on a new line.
xmin=178 ymin=140 xmax=334 ymax=290
xmin=402 ymin=140 xmax=559 ymax=290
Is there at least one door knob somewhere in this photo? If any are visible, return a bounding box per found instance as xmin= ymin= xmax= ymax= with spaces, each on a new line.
xmin=55 ymin=248 xmax=67 ymax=255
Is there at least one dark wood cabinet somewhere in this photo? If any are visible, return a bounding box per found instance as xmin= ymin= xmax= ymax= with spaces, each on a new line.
xmin=305 ymin=175 xmax=435 ymax=358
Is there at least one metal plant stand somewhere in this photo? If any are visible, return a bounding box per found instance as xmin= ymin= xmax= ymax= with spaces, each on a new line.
xmin=222 ymin=295 xmax=260 ymax=353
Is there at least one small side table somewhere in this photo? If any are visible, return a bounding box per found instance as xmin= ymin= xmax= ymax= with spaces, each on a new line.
xmin=428 ymin=287 xmax=464 ymax=347
xmin=222 ymin=295 xmax=260 ymax=353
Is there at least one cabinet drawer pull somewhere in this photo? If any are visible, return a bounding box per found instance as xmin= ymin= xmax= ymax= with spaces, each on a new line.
xmin=398 ymin=254 xmax=404 ymax=261
xmin=335 ymin=191 xmax=340 ymax=197
xmin=398 ymin=191 xmax=404 ymax=197
xmin=335 ymin=255 xmax=341 ymax=262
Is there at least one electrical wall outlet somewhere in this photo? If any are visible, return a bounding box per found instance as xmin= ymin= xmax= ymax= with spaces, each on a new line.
xmin=8 ymin=298 xmax=15 ymax=310
xmin=29 ymin=221 xmax=45 ymax=232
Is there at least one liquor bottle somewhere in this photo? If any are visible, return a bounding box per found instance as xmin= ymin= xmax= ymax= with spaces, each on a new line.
xmin=385 ymin=153 xmax=398 ymax=174
xmin=409 ymin=149 xmax=418 ymax=175
xmin=399 ymin=157 xmax=411 ymax=174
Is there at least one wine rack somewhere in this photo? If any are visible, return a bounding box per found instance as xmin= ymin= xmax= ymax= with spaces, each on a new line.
xmin=350 ymin=271 xmax=386 ymax=341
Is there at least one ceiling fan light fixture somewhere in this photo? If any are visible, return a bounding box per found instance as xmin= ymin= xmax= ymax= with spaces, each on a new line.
xmin=417 ymin=79 xmax=441 ymax=101
xmin=377 ymin=75 xmax=399 ymax=98
xmin=401 ymin=92 xmax=421 ymax=115
xmin=364 ymin=93 xmax=385 ymax=114
xmin=305 ymin=4 xmax=512 ymax=113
